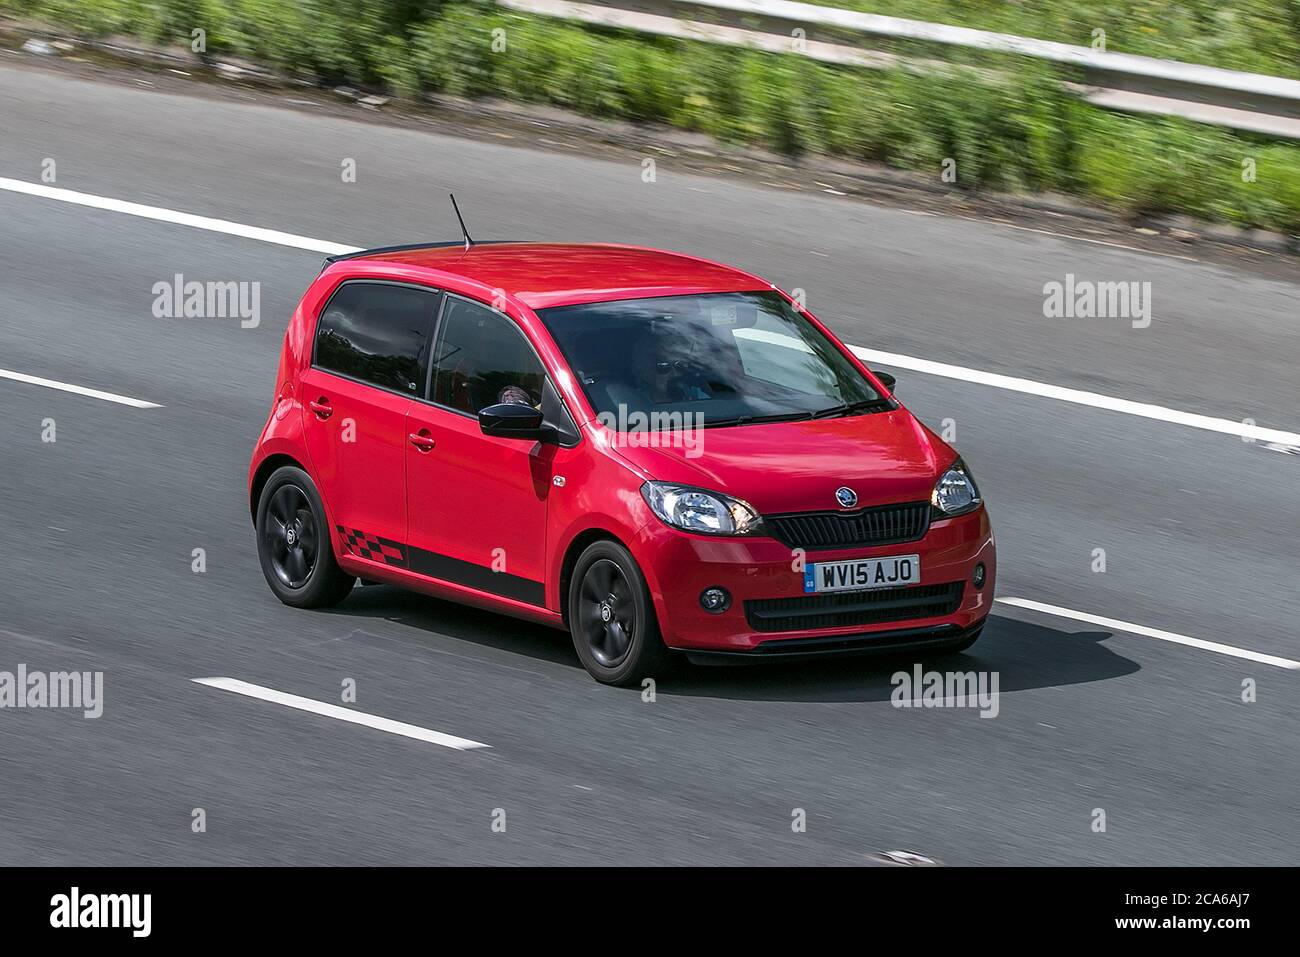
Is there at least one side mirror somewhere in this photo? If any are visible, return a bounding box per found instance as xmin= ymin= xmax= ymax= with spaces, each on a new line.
xmin=872 ymin=370 xmax=896 ymax=392
xmin=478 ymin=403 xmax=553 ymax=442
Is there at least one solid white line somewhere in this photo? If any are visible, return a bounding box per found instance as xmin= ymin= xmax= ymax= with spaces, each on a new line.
xmin=0 ymin=368 xmax=162 ymax=408
xmin=0 ymin=177 xmax=360 ymax=255
xmin=996 ymin=597 xmax=1300 ymax=670
xmin=191 ymin=677 xmax=491 ymax=750
xmin=850 ymin=345 xmax=1300 ymax=446
xmin=4 ymin=177 xmax=1298 ymax=444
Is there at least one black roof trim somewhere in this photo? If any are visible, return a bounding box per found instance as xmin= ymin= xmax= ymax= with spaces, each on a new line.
xmin=321 ymin=240 xmax=524 ymax=271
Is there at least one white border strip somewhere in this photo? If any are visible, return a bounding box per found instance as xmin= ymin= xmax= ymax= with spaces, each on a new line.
xmin=0 ymin=368 xmax=162 ymax=408
xmin=192 ymin=677 xmax=491 ymax=749
xmin=997 ymin=597 xmax=1300 ymax=670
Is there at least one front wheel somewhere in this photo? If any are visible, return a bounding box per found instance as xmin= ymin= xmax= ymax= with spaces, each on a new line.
xmin=568 ymin=540 xmax=673 ymax=686
xmin=255 ymin=465 xmax=355 ymax=608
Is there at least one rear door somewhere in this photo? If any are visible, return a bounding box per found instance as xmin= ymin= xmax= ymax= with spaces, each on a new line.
xmin=301 ymin=280 xmax=440 ymax=568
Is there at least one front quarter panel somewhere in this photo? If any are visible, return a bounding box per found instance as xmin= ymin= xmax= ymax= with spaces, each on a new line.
xmin=544 ymin=426 xmax=658 ymax=613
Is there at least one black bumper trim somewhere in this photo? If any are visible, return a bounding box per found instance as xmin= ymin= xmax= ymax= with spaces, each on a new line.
xmin=682 ymin=620 xmax=984 ymax=664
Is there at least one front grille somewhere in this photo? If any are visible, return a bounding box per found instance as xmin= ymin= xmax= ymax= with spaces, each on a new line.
xmin=745 ymin=581 xmax=964 ymax=633
xmin=764 ymin=501 xmax=930 ymax=551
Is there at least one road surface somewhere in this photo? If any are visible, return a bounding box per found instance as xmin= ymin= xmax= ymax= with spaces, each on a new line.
xmin=0 ymin=63 xmax=1297 ymax=865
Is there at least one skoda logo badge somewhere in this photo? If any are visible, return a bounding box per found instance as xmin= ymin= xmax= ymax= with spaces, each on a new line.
xmin=835 ymin=487 xmax=858 ymax=509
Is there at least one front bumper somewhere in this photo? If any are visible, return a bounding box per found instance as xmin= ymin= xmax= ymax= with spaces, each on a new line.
xmin=633 ymin=506 xmax=995 ymax=653
xmin=684 ymin=621 xmax=986 ymax=663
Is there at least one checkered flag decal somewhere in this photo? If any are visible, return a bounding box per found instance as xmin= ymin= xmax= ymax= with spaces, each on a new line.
xmin=337 ymin=526 xmax=408 ymax=568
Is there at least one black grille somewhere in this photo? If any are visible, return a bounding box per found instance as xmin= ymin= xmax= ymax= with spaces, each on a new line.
xmin=764 ymin=501 xmax=931 ymax=551
xmin=745 ymin=582 xmax=964 ymax=633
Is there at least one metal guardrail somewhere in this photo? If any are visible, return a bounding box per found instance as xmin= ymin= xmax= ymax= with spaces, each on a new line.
xmin=498 ymin=0 xmax=1300 ymax=140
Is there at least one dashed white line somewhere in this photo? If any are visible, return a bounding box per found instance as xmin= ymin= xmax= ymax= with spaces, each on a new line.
xmin=0 ymin=368 xmax=162 ymax=408
xmin=4 ymin=176 xmax=1295 ymax=444
xmin=191 ymin=677 xmax=491 ymax=750
xmin=996 ymin=597 xmax=1300 ymax=670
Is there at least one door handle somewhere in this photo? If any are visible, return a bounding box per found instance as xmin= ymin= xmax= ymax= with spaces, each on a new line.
xmin=408 ymin=430 xmax=436 ymax=452
xmin=309 ymin=398 xmax=333 ymax=420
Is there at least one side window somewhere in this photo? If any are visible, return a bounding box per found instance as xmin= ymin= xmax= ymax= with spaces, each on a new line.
xmin=314 ymin=281 xmax=438 ymax=394
xmin=431 ymin=297 xmax=546 ymax=415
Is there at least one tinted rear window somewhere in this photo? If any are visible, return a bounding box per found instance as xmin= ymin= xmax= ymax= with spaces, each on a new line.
xmin=314 ymin=281 xmax=438 ymax=394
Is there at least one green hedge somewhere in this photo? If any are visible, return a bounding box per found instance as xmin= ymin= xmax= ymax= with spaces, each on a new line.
xmin=5 ymin=0 xmax=1299 ymax=232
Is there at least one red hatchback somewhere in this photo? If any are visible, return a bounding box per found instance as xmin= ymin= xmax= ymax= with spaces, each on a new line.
xmin=249 ymin=241 xmax=995 ymax=684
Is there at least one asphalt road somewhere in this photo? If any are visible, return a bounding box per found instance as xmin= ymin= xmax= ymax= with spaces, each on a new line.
xmin=1 ymin=63 xmax=1297 ymax=866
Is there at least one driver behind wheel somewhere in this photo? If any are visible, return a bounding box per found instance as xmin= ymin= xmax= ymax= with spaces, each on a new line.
xmin=630 ymin=327 xmax=712 ymax=404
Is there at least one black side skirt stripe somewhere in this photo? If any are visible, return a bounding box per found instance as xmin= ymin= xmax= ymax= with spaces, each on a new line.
xmin=407 ymin=548 xmax=545 ymax=607
xmin=337 ymin=525 xmax=545 ymax=607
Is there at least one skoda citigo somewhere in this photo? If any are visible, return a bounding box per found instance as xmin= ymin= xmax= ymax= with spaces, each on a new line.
xmin=249 ymin=242 xmax=995 ymax=684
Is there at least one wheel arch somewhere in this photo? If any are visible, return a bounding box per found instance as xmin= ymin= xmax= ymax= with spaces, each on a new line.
xmin=557 ymin=528 xmax=630 ymax=627
xmin=249 ymin=453 xmax=308 ymax=525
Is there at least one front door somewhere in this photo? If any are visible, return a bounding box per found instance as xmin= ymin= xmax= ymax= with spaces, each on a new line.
xmin=405 ymin=295 xmax=554 ymax=606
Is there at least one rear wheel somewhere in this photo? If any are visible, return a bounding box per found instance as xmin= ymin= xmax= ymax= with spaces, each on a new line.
xmin=568 ymin=540 xmax=673 ymax=686
xmin=255 ymin=465 xmax=354 ymax=608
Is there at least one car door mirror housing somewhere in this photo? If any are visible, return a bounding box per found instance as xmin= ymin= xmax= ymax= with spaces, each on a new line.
xmin=872 ymin=370 xmax=896 ymax=392
xmin=478 ymin=403 xmax=553 ymax=441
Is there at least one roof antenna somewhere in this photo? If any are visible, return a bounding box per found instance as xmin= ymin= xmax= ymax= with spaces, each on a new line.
xmin=449 ymin=193 xmax=474 ymax=252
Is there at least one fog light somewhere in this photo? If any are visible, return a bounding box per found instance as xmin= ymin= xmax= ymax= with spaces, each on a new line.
xmin=700 ymin=587 xmax=731 ymax=613
xmin=972 ymin=563 xmax=986 ymax=589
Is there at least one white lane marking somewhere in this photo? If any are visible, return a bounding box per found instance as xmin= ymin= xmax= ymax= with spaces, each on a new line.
xmin=3 ymin=177 xmax=1297 ymax=444
xmin=0 ymin=368 xmax=162 ymax=408
xmin=850 ymin=346 xmax=1300 ymax=446
xmin=877 ymin=850 xmax=940 ymax=866
xmin=996 ymin=597 xmax=1300 ymax=670
xmin=0 ymin=177 xmax=359 ymax=255
xmin=191 ymin=677 xmax=491 ymax=750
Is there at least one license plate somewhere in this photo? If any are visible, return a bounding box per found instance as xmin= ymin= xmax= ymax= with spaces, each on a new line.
xmin=803 ymin=554 xmax=921 ymax=594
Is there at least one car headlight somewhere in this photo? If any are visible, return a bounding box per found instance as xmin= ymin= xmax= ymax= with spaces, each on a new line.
xmin=931 ymin=459 xmax=982 ymax=517
xmin=641 ymin=482 xmax=763 ymax=536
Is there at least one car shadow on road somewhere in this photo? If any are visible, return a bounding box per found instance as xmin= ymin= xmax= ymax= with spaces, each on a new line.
xmin=665 ymin=614 xmax=1139 ymax=703
xmin=329 ymin=587 xmax=1139 ymax=703
xmin=329 ymin=585 xmax=579 ymax=667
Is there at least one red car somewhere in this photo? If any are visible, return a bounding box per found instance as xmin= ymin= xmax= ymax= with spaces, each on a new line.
xmin=249 ymin=241 xmax=995 ymax=685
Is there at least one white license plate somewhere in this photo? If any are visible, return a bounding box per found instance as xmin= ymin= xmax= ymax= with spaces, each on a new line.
xmin=803 ymin=554 xmax=921 ymax=594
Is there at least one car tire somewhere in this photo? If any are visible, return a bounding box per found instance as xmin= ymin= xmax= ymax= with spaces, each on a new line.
xmin=567 ymin=540 xmax=674 ymax=686
xmin=255 ymin=465 xmax=355 ymax=609
xmin=945 ymin=623 xmax=984 ymax=653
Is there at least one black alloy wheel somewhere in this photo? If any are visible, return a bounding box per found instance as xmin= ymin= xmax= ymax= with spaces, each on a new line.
xmin=265 ymin=483 xmax=318 ymax=589
xmin=577 ymin=558 xmax=637 ymax=668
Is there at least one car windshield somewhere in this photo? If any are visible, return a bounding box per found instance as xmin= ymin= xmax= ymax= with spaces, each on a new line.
xmin=536 ymin=291 xmax=887 ymax=429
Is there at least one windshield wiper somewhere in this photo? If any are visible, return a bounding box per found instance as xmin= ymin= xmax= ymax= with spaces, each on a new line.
xmin=704 ymin=410 xmax=816 ymax=428
xmin=811 ymin=398 xmax=893 ymax=419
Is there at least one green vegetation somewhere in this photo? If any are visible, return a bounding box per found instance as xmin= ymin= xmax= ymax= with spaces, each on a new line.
xmin=4 ymin=0 xmax=1299 ymax=232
